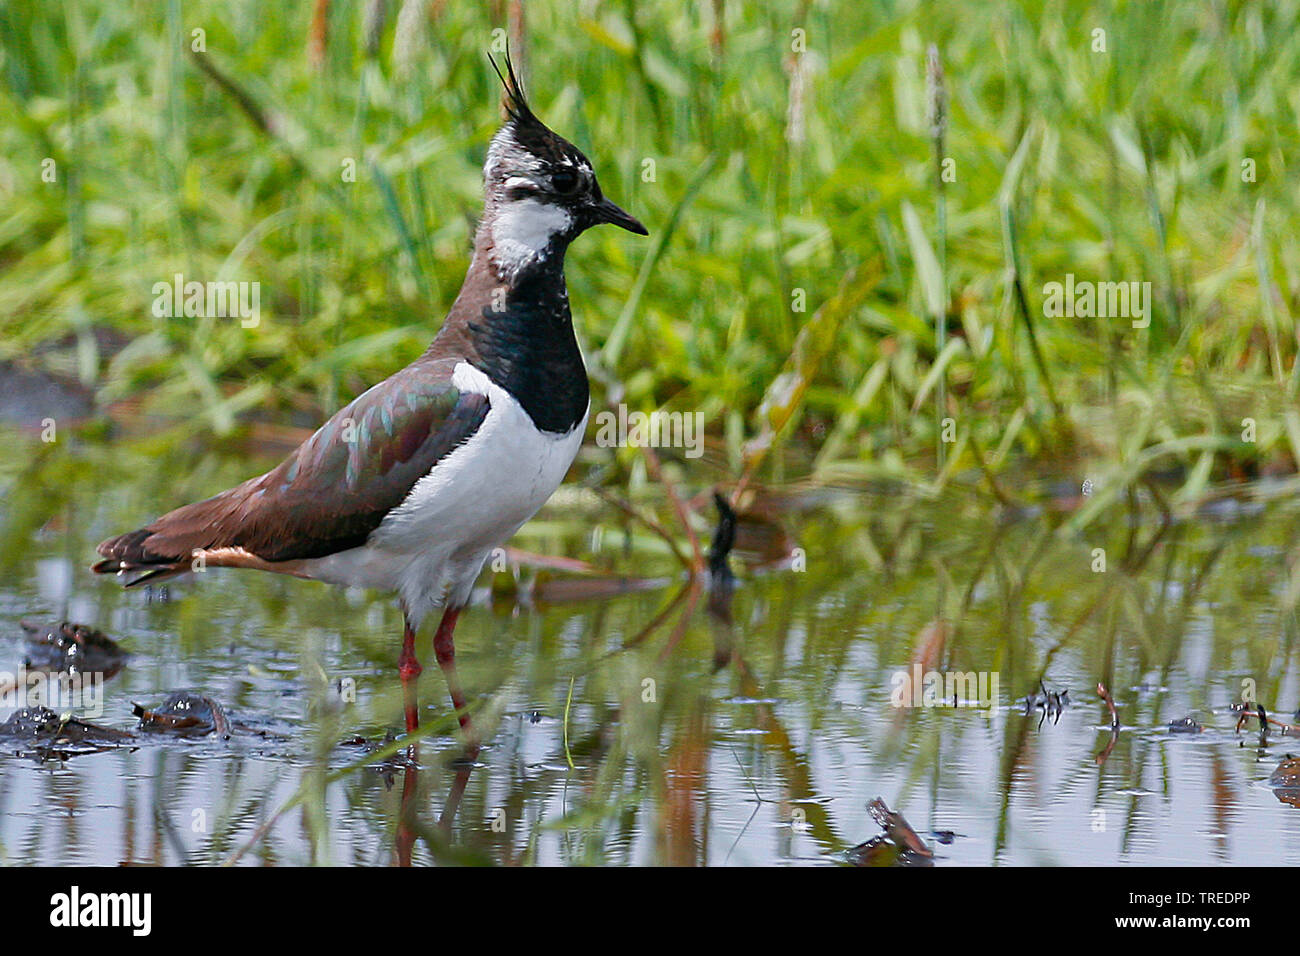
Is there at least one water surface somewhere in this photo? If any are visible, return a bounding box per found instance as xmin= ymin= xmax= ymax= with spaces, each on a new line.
xmin=2 ymin=432 xmax=1299 ymax=866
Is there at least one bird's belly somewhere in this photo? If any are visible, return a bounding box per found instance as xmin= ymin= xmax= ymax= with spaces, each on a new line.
xmin=295 ymin=374 xmax=586 ymax=618
xmin=374 ymin=392 xmax=587 ymax=557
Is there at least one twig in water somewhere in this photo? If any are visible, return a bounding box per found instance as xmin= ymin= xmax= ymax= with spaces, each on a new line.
xmin=723 ymin=744 xmax=765 ymax=865
xmin=656 ymin=579 xmax=704 ymax=662
xmin=1095 ymin=682 xmax=1120 ymax=766
xmin=642 ymin=446 xmax=704 ymax=572
xmin=617 ymin=583 xmax=691 ymax=652
xmin=1234 ymin=702 xmax=1299 ymax=737
xmin=591 ymin=485 xmax=690 ymax=569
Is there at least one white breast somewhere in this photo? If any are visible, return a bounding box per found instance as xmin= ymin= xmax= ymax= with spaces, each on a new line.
xmin=297 ymin=361 xmax=586 ymax=623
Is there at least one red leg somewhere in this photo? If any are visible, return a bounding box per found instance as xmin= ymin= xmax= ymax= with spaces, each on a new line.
xmin=398 ymin=616 xmax=422 ymax=734
xmin=432 ymin=604 xmax=478 ymax=757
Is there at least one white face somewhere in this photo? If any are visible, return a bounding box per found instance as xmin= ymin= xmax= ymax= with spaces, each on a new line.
xmin=489 ymin=198 xmax=573 ymax=281
xmin=482 ymin=126 xmax=594 ymax=280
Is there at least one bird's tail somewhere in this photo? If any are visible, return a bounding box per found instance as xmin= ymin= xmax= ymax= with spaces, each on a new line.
xmin=92 ymin=489 xmax=246 ymax=586
xmin=92 ymin=527 xmax=192 ymax=586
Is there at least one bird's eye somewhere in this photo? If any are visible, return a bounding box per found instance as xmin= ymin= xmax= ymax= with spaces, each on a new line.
xmin=551 ymin=169 xmax=580 ymax=194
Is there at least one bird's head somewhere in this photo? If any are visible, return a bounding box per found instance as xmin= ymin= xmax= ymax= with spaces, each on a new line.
xmin=481 ymin=53 xmax=646 ymax=280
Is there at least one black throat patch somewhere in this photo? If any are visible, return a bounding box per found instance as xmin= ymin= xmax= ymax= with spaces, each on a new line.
xmin=465 ymin=255 xmax=590 ymax=435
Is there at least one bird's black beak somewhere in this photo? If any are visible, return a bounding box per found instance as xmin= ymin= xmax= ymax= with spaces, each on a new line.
xmin=593 ymin=196 xmax=648 ymax=235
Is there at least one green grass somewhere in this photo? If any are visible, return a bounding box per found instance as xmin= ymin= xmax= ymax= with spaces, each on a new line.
xmin=2 ymin=0 xmax=1300 ymax=511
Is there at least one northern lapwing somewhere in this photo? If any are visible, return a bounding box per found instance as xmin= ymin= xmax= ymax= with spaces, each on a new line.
xmin=92 ymin=55 xmax=647 ymax=752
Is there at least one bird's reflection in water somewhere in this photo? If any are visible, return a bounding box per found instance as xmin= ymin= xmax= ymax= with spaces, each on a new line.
xmin=395 ymin=741 xmax=478 ymax=866
xmin=393 ymin=492 xmax=747 ymax=866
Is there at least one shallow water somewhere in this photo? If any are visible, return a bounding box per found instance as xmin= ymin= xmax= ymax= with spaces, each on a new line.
xmin=2 ymin=432 xmax=1300 ymax=866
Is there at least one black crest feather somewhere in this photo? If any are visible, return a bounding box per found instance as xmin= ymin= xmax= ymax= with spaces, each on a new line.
xmin=485 ymin=47 xmax=578 ymax=166
xmin=488 ymin=49 xmax=534 ymax=126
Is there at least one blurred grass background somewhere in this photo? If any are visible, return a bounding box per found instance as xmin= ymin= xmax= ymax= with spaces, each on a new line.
xmin=2 ymin=0 xmax=1300 ymax=508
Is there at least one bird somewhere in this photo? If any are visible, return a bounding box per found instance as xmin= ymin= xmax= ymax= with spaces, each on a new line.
xmin=92 ymin=54 xmax=647 ymax=754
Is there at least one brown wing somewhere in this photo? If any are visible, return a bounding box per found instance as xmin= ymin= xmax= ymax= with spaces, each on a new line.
xmin=94 ymin=359 xmax=489 ymax=584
